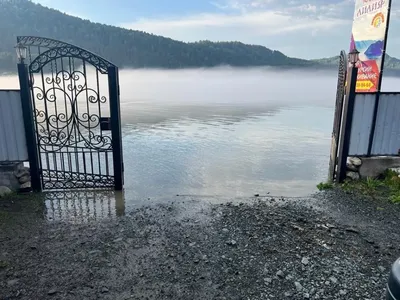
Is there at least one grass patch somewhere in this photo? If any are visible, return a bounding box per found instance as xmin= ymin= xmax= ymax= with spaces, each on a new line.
xmin=317 ymin=182 xmax=334 ymax=191
xmin=339 ymin=178 xmax=382 ymax=197
xmin=331 ymin=169 xmax=400 ymax=204
xmin=317 ymin=169 xmax=400 ymax=204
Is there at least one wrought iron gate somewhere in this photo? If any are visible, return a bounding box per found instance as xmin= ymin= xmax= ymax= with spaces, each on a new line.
xmin=328 ymin=50 xmax=348 ymax=182
xmin=17 ymin=36 xmax=123 ymax=191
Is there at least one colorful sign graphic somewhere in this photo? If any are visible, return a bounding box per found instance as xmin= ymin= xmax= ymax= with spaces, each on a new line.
xmin=371 ymin=12 xmax=385 ymax=28
xmin=350 ymin=0 xmax=391 ymax=93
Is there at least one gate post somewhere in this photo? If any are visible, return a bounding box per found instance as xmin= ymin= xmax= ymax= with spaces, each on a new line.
xmin=17 ymin=63 xmax=41 ymax=192
xmin=108 ymin=66 xmax=124 ymax=190
xmin=336 ymin=65 xmax=358 ymax=184
xmin=328 ymin=51 xmax=347 ymax=182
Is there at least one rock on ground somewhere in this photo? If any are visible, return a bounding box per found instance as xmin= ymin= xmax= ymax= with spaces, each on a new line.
xmin=348 ymin=157 xmax=362 ymax=167
xmin=0 ymin=186 xmax=12 ymax=198
xmin=346 ymin=171 xmax=360 ymax=180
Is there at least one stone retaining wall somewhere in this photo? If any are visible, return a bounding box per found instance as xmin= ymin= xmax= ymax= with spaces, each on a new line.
xmin=346 ymin=156 xmax=400 ymax=180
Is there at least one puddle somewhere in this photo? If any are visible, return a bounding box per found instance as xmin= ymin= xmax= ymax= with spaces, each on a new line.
xmin=44 ymin=190 xmax=125 ymax=223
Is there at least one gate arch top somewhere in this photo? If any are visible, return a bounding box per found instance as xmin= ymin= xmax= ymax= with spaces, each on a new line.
xmin=29 ymin=46 xmax=115 ymax=74
xmin=17 ymin=36 xmax=116 ymax=74
xmin=17 ymin=36 xmax=72 ymax=50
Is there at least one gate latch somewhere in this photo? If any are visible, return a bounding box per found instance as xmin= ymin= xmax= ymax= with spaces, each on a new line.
xmin=100 ymin=117 xmax=112 ymax=131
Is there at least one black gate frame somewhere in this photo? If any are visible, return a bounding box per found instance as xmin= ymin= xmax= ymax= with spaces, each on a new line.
xmin=17 ymin=36 xmax=123 ymax=191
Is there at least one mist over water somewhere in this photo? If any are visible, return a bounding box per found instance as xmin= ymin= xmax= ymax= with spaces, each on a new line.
xmin=118 ymin=68 xmax=337 ymax=126
xmin=1 ymin=68 xmax=399 ymax=200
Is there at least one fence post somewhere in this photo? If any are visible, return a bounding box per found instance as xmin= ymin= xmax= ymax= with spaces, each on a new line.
xmin=336 ymin=65 xmax=358 ymax=184
xmin=17 ymin=63 xmax=41 ymax=191
xmin=108 ymin=66 xmax=124 ymax=191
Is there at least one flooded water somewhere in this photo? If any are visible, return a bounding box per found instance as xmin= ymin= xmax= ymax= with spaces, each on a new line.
xmin=118 ymin=68 xmax=337 ymax=199
xmin=1 ymin=68 xmax=398 ymax=214
xmin=43 ymin=190 xmax=125 ymax=222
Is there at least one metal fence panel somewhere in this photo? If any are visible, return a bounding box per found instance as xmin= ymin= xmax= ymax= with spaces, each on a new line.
xmin=371 ymin=93 xmax=400 ymax=155
xmin=0 ymin=90 xmax=28 ymax=162
xmin=349 ymin=93 xmax=376 ymax=156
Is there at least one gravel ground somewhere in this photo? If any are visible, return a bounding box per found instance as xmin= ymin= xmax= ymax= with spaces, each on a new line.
xmin=1 ymin=190 xmax=400 ymax=300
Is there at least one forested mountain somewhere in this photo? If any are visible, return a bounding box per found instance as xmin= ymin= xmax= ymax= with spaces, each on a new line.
xmin=314 ymin=54 xmax=400 ymax=68
xmin=0 ymin=0 xmax=313 ymax=72
xmin=313 ymin=54 xmax=400 ymax=76
xmin=1 ymin=0 xmax=400 ymax=74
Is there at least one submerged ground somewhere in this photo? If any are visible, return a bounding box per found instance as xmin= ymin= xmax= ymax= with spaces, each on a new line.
xmin=1 ymin=190 xmax=399 ymax=300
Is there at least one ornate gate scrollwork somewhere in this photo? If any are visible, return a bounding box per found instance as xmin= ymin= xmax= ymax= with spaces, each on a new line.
xmin=17 ymin=36 xmax=123 ymax=190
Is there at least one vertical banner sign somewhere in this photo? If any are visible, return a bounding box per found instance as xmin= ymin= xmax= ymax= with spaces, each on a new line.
xmin=350 ymin=0 xmax=391 ymax=92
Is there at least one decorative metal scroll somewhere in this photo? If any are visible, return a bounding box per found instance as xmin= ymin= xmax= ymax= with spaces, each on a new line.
xmin=30 ymin=46 xmax=113 ymax=74
xmin=328 ymin=50 xmax=348 ymax=182
xmin=17 ymin=36 xmax=72 ymax=50
xmin=18 ymin=36 xmax=119 ymax=190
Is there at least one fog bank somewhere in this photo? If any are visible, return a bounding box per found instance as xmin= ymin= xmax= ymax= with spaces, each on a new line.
xmin=1 ymin=67 xmax=399 ymax=125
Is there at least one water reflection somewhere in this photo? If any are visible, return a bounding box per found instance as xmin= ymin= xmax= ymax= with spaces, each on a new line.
xmin=122 ymin=106 xmax=332 ymax=198
xmin=115 ymin=68 xmax=338 ymax=198
xmin=44 ymin=190 xmax=125 ymax=223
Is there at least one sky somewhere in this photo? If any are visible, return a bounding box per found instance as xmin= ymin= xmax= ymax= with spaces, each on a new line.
xmin=32 ymin=0 xmax=400 ymax=59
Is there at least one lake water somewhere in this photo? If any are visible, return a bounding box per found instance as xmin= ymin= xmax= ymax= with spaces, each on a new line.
xmin=118 ymin=68 xmax=337 ymax=199
xmin=1 ymin=68 xmax=398 ymax=205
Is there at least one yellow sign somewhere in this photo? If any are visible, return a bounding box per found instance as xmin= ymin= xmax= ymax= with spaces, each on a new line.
xmin=356 ymin=80 xmax=374 ymax=90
